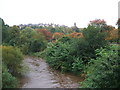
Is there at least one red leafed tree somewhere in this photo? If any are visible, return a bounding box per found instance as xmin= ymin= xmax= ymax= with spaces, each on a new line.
xmin=90 ymin=19 xmax=106 ymax=25
xmin=36 ymin=29 xmax=53 ymax=40
xmin=89 ymin=19 xmax=106 ymax=29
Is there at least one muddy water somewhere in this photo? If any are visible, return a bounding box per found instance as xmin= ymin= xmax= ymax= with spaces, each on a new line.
xmin=20 ymin=56 xmax=84 ymax=88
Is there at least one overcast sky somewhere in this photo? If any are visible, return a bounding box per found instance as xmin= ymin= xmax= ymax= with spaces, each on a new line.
xmin=1 ymin=0 xmax=119 ymax=28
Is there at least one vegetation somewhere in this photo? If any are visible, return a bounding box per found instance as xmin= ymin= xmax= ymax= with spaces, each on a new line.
xmin=2 ymin=46 xmax=23 ymax=76
xmin=19 ymin=27 xmax=47 ymax=54
xmin=1 ymin=17 xmax=119 ymax=88
xmin=80 ymin=45 xmax=120 ymax=88
xmin=2 ymin=64 xmax=18 ymax=88
xmin=41 ymin=25 xmax=109 ymax=75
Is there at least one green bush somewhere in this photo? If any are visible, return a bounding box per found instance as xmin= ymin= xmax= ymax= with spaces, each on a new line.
xmin=80 ymin=45 xmax=120 ymax=88
xmin=71 ymin=25 xmax=108 ymax=64
xmin=2 ymin=46 xmax=23 ymax=76
xmin=29 ymin=38 xmax=47 ymax=53
xmin=41 ymin=25 xmax=109 ymax=75
xmin=42 ymin=39 xmax=74 ymax=72
xmin=19 ymin=27 xmax=47 ymax=54
xmin=72 ymin=57 xmax=84 ymax=75
xmin=2 ymin=64 xmax=18 ymax=88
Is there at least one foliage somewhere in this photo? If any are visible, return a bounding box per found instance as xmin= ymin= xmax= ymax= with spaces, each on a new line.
xmin=89 ymin=19 xmax=113 ymax=32
xmin=72 ymin=57 xmax=85 ymax=75
xmin=19 ymin=27 xmax=47 ymax=54
xmin=1 ymin=18 xmax=9 ymax=43
xmin=57 ymin=36 xmax=72 ymax=43
xmin=80 ymin=45 xmax=120 ymax=88
xmin=52 ymin=32 xmax=64 ymax=40
xmin=36 ymin=29 xmax=53 ymax=41
xmin=89 ymin=19 xmax=106 ymax=28
xmin=105 ymin=29 xmax=118 ymax=42
xmin=2 ymin=46 xmax=23 ymax=76
xmin=2 ymin=64 xmax=18 ymax=88
xmin=41 ymin=36 xmax=77 ymax=72
xmin=82 ymin=25 xmax=108 ymax=49
xmin=42 ymin=25 xmax=109 ymax=74
xmin=42 ymin=41 xmax=73 ymax=72
xmin=5 ymin=26 xmax=21 ymax=46
xmin=72 ymin=25 xmax=108 ymax=62
xmin=66 ymin=32 xmax=83 ymax=38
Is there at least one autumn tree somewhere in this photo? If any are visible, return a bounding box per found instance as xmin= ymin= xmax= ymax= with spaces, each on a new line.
xmin=66 ymin=32 xmax=83 ymax=38
xmin=105 ymin=29 xmax=118 ymax=42
xmin=89 ymin=19 xmax=106 ymax=27
xmin=36 ymin=29 xmax=52 ymax=41
xmin=52 ymin=32 xmax=64 ymax=40
xmin=19 ymin=27 xmax=47 ymax=54
xmin=89 ymin=19 xmax=112 ymax=32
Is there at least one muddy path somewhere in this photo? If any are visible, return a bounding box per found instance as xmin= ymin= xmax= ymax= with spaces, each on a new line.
xmin=20 ymin=56 xmax=84 ymax=88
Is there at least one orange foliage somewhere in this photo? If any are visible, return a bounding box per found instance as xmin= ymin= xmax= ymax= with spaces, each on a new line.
xmin=66 ymin=32 xmax=83 ymax=38
xmin=105 ymin=29 xmax=118 ymax=40
xmin=52 ymin=32 xmax=64 ymax=40
xmin=36 ymin=29 xmax=53 ymax=40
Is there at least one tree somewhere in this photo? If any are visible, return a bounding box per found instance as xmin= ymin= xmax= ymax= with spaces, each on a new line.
xmin=19 ymin=27 xmax=47 ymax=54
xmin=89 ymin=19 xmax=110 ymax=32
xmin=52 ymin=32 xmax=64 ymax=40
xmin=6 ymin=25 xmax=20 ymax=46
xmin=66 ymin=32 xmax=83 ymax=38
xmin=105 ymin=29 xmax=118 ymax=42
xmin=82 ymin=25 xmax=108 ymax=49
xmin=89 ymin=19 xmax=106 ymax=28
xmin=1 ymin=18 xmax=9 ymax=43
xmin=72 ymin=25 xmax=108 ymax=63
xmin=36 ymin=29 xmax=53 ymax=41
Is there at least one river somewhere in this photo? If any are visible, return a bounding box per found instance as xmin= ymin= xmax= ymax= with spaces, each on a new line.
xmin=20 ymin=56 xmax=84 ymax=88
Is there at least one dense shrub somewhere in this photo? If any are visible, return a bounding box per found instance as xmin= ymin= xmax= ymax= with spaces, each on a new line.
xmin=80 ymin=45 xmax=120 ymax=88
xmin=2 ymin=64 xmax=18 ymax=88
xmin=41 ymin=36 xmax=76 ymax=72
xmin=82 ymin=25 xmax=108 ymax=49
xmin=19 ymin=27 xmax=47 ymax=54
xmin=72 ymin=26 xmax=108 ymax=63
xmin=41 ymin=25 xmax=109 ymax=75
xmin=2 ymin=46 xmax=23 ymax=76
xmin=72 ymin=57 xmax=85 ymax=75
xmin=43 ymin=41 xmax=73 ymax=72
xmin=5 ymin=26 xmax=21 ymax=46
xmin=52 ymin=32 xmax=64 ymax=40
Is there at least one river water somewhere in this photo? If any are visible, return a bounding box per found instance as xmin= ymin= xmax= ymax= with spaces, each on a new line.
xmin=20 ymin=56 xmax=84 ymax=88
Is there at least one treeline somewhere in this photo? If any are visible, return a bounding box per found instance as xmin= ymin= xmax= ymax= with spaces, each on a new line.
xmin=1 ymin=18 xmax=120 ymax=88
